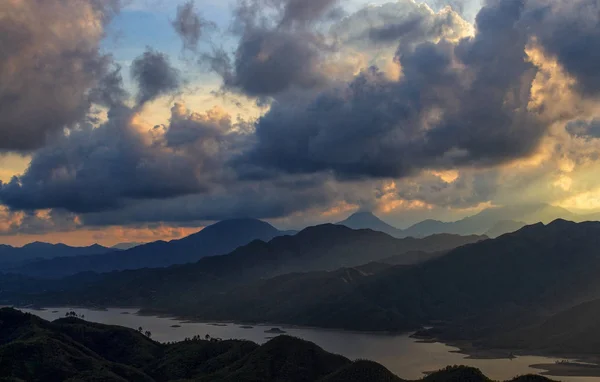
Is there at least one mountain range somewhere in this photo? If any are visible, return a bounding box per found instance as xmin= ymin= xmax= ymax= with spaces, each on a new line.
xmin=337 ymin=211 xmax=404 ymax=237
xmin=0 ymin=202 xmax=593 ymax=274
xmin=111 ymin=242 xmax=144 ymax=250
xmin=20 ymin=219 xmax=600 ymax=356
xmin=6 ymin=218 xmax=288 ymax=278
xmin=8 ymin=224 xmax=485 ymax=307
xmin=337 ymin=203 xmax=595 ymax=238
xmin=0 ymin=308 xmax=549 ymax=382
xmin=5 ymin=219 xmax=600 ymax=361
xmin=0 ymin=242 xmax=114 ymax=267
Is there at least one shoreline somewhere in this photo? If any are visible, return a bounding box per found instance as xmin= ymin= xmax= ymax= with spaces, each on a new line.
xmin=15 ymin=304 xmax=600 ymax=377
xmin=530 ymin=362 xmax=600 ymax=378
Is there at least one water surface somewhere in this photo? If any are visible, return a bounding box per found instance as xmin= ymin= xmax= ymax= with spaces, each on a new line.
xmin=20 ymin=307 xmax=599 ymax=382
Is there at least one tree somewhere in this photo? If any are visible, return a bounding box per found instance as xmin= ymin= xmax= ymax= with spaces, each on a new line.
xmin=138 ymin=326 xmax=143 ymax=333
xmin=205 ymin=334 xmax=211 ymax=340
xmin=145 ymin=331 xmax=152 ymax=338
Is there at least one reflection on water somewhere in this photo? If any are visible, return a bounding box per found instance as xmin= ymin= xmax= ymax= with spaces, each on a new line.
xmin=19 ymin=307 xmax=600 ymax=382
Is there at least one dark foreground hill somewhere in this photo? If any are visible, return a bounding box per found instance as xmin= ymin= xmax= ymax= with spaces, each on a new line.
xmin=0 ymin=308 xmax=553 ymax=382
xmin=10 ymin=218 xmax=286 ymax=278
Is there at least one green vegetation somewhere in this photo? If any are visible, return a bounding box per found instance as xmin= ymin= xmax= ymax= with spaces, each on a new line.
xmin=0 ymin=308 xmax=554 ymax=382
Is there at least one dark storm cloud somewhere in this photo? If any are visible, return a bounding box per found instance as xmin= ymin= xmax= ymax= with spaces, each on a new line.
xmin=0 ymin=0 xmax=121 ymax=152
xmin=0 ymin=107 xmax=201 ymax=213
xmin=0 ymin=88 xmax=251 ymax=214
xmin=204 ymin=0 xmax=337 ymax=96
xmin=131 ymin=49 xmax=181 ymax=105
xmin=89 ymin=66 xmax=129 ymax=109
xmin=240 ymin=0 xmax=543 ymax=179
xmin=80 ymin=174 xmax=340 ymax=226
xmin=215 ymin=30 xmax=329 ymax=96
xmin=279 ymin=0 xmax=339 ymax=26
xmin=172 ymin=1 xmax=216 ymax=52
xmin=528 ymin=0 xmax=600 ymax=96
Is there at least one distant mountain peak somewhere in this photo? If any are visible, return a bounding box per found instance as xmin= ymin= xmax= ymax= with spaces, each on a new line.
xmin=337 ymin=212 xmax=403 ymax=238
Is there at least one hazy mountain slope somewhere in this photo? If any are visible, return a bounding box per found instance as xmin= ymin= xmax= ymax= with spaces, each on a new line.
xmin=484 ymin=220 xmax=527 ymax=238
xmin=112 ymin=242 xmax=144 ymax=250
xmin=11 ymin=218 xmax=284 ymax=278
xmin=402 ymin=203 xmax=580 ymax=237
xmin=337 ymin=212 xmax=404 ymax=238
xmin=485 ymin=298 xmax=600 ymax=354
xmin=0 ymin=242 xmax=113 ymax=267
xmin=0 ymin=308 xmax=553 ymax=382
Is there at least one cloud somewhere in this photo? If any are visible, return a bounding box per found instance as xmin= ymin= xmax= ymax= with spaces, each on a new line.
xmin=0 ymin=208 xmax=80 ymax=236
xmin=528 ymin=0 xmax=600 ymax=96
xmin=392 ymin=170 xmax=498 ymax=208
xmin=279 ymin=0 xmax=340 ymax=26
xmin=80 ymin=174 xmax=344 ymax=226
xmin=566 ymin=120 xmax=600 ymax=139
xmin=131 ymin=48 xmax=181 ymax=105
xmin=0 ymin=99 xmax=246 ymax=213
xmin=171 ymin=1 xmax=216 ymax=52
xmin=0 ymin=0 xmax=121 ymax=152
xmin=240 ymin=0 xmax=545 ymax=179
xmin=203 ymin=0 xmax=338 ymax=96
xmin=6 ymin=0 xmax=600 ymax=236
xmin=332 ymin=0 xmax=473 ymax=46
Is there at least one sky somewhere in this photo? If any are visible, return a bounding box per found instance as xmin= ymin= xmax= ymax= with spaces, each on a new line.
xmin=1 ymin=0 xmax=600 ymax=246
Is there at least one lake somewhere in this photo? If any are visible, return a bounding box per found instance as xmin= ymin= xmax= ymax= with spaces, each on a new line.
xmin=19 ymin=307 xmax=600 ymax=382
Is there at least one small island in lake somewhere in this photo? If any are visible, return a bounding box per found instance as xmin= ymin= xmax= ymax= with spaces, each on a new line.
xmin=240 ymin=325 xmax=254 ymax=329
xmin=170 ymin=324 xmax=181 ymax=328
xmin=264 ymin=327 xmax=287 ymax=334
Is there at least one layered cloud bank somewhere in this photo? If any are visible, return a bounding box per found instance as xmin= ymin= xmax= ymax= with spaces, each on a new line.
xmin=2 ymin=0 xmax=600 ymax=242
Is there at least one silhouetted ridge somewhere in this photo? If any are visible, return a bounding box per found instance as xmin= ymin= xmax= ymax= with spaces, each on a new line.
xmin=0 ymin=243 xmax=114 ymax=268
xmin=424 ymin=366 xmax=491 ymax=382
xmin=10 ymin=218 xmax=285 ymax=277
xmin=320 ymin=360 xmax=404 ymax=382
